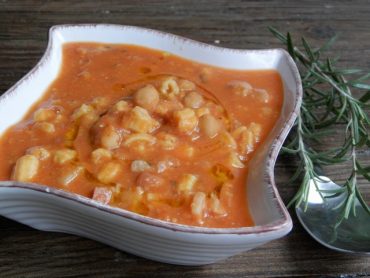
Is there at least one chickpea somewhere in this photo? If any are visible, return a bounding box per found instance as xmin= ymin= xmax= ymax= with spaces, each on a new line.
xmin=101 ymin=126 xmax=121 ymax=150
xmin=113 ymin=100 xmax=130 ymax=112
xmin=199 ymin=114 xmax=221 ymax=138
xmin=199 ymin=67 xmax=213 ymax=83
xmin=183 ymin=91 xmax=204 ymax=109
xmin=97 ymin=162 xmax=121 ymax=184
xmin=134 ymin=85 xmax=160 ymax=111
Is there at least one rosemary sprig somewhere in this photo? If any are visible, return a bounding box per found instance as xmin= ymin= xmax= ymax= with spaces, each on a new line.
xmin=269 ymin=27 xmax=370 ymax=225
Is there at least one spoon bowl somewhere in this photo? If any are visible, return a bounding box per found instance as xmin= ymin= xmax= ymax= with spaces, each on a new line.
xmin=295 ymin=177 xmax=370 ymax=254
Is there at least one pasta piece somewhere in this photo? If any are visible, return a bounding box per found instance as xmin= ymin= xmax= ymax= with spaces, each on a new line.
xmin=124 ymin=106 xmax=159 ymax=133
xmin=92 ymin=97 xmax=109 ymax=110
xmin=83 ymin=111 xmax=99 ymax=123
xmin=178 ymin=174 xmax=198 ymax=194
xmin=212 ymin=164 xmax=234 ymax=183
xmin=220 ymin=131 xmax=237 ymax=150
xmin=220 ymin=182 xmax=233 ymax=208
xmin=249 ymin=122 xmax=262 ymax=141
xmin=229 ymin=151 xmax=245 ymax=168
xmin=173 ymin=108 xmax=198 ymax=134
xmin=123 ymin=133 xmax=156 ymax=146
xmin=191 ymin=192 xmax=206 ymax=223
xmin=131 ymin=160 xmax=151 ymax=172
xmin=233 ymin=125 xmax=256 ymax=155
xmin=156 ymin=158 xmax=180 ymax=173
xmin=34 ymin=122 xmax=55 ymax=134
xmin=209 ymin=192 xmax=227 ymax=216
xmin=228 ymin=80 xmax=253 ymax=96
xmin=195 ymin=107 xmax=210 ymax=117
xmin=33 ymin=108 xmax=55 ymax=122
xmin=241 ymin=129 xmax=255 ymax=154
xmin=72 ymin=104 xmax=94 ymax=120
xmin=155 ymin=99 xmax=184 ymax=116
xmin=64 ymin=124 xmax=79 ymax=147
xmin=232 ymin=126 xmax=248 ymax=138
xmin=92 ymin=187 xmax=113 ymax=205
xmin=26 ymin=146 xmax=50 ymax=160
xmin=91 ymin=148 xmax=112 ymax=164
xmin=59 ymin=165 xmax=84 ymax=186
xmin=254 ymin=88 xmax=270 ymax=103
xmin=136 ymin=186 xmax=145 ymax=196
xmin=54 ymin=149 xmax=77 ymax=164
xmin=136 ymin=172 xmax=164 ymax=189
xmin=12 ymin=154 xmax=39 ymax=182
xmin=160 ymin=77 xmax=179 ymax=98
xmin=157 ymin=132 xmax=177 ymax=150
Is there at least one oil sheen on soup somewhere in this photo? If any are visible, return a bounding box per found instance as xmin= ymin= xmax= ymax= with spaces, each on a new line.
xmin=0 ymin=43 xmax=283 ymax=228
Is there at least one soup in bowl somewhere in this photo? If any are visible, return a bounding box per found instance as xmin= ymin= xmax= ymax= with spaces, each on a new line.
xmin=0 ymin=24 xmax=301 ymax=265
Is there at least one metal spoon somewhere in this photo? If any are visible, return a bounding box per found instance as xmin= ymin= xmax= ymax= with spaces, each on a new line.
xmin=295 ymin=176 xmax=370 ymax=254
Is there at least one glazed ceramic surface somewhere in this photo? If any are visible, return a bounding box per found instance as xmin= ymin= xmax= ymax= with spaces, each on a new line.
xmin=0 ymin=24 xmax=302 ymax=265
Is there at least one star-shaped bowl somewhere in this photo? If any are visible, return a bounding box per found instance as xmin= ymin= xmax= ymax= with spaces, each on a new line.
xmin=0 ymin=24 xmax=302 ymax=265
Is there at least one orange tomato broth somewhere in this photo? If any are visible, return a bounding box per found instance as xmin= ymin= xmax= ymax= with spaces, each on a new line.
xmin=0 ymin=43 xmax=283 ymax=228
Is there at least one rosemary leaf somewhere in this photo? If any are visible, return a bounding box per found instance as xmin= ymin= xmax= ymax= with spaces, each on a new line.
xmin=270 ymin=27 xmax=370 ymax=226
xmin=359 ymin=91 xmax=370 ymax=103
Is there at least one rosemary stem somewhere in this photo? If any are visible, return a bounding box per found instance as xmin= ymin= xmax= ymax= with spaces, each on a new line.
xmin=294 ymin=47 xmax=359 ymax=103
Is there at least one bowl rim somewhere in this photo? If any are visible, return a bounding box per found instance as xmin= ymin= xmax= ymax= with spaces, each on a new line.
xmin=0 ymin=24 xmax=302 ymax=235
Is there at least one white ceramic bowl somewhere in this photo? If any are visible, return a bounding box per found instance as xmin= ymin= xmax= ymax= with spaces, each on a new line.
xmin=0 ymin=24 xmax=302 ymax=265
